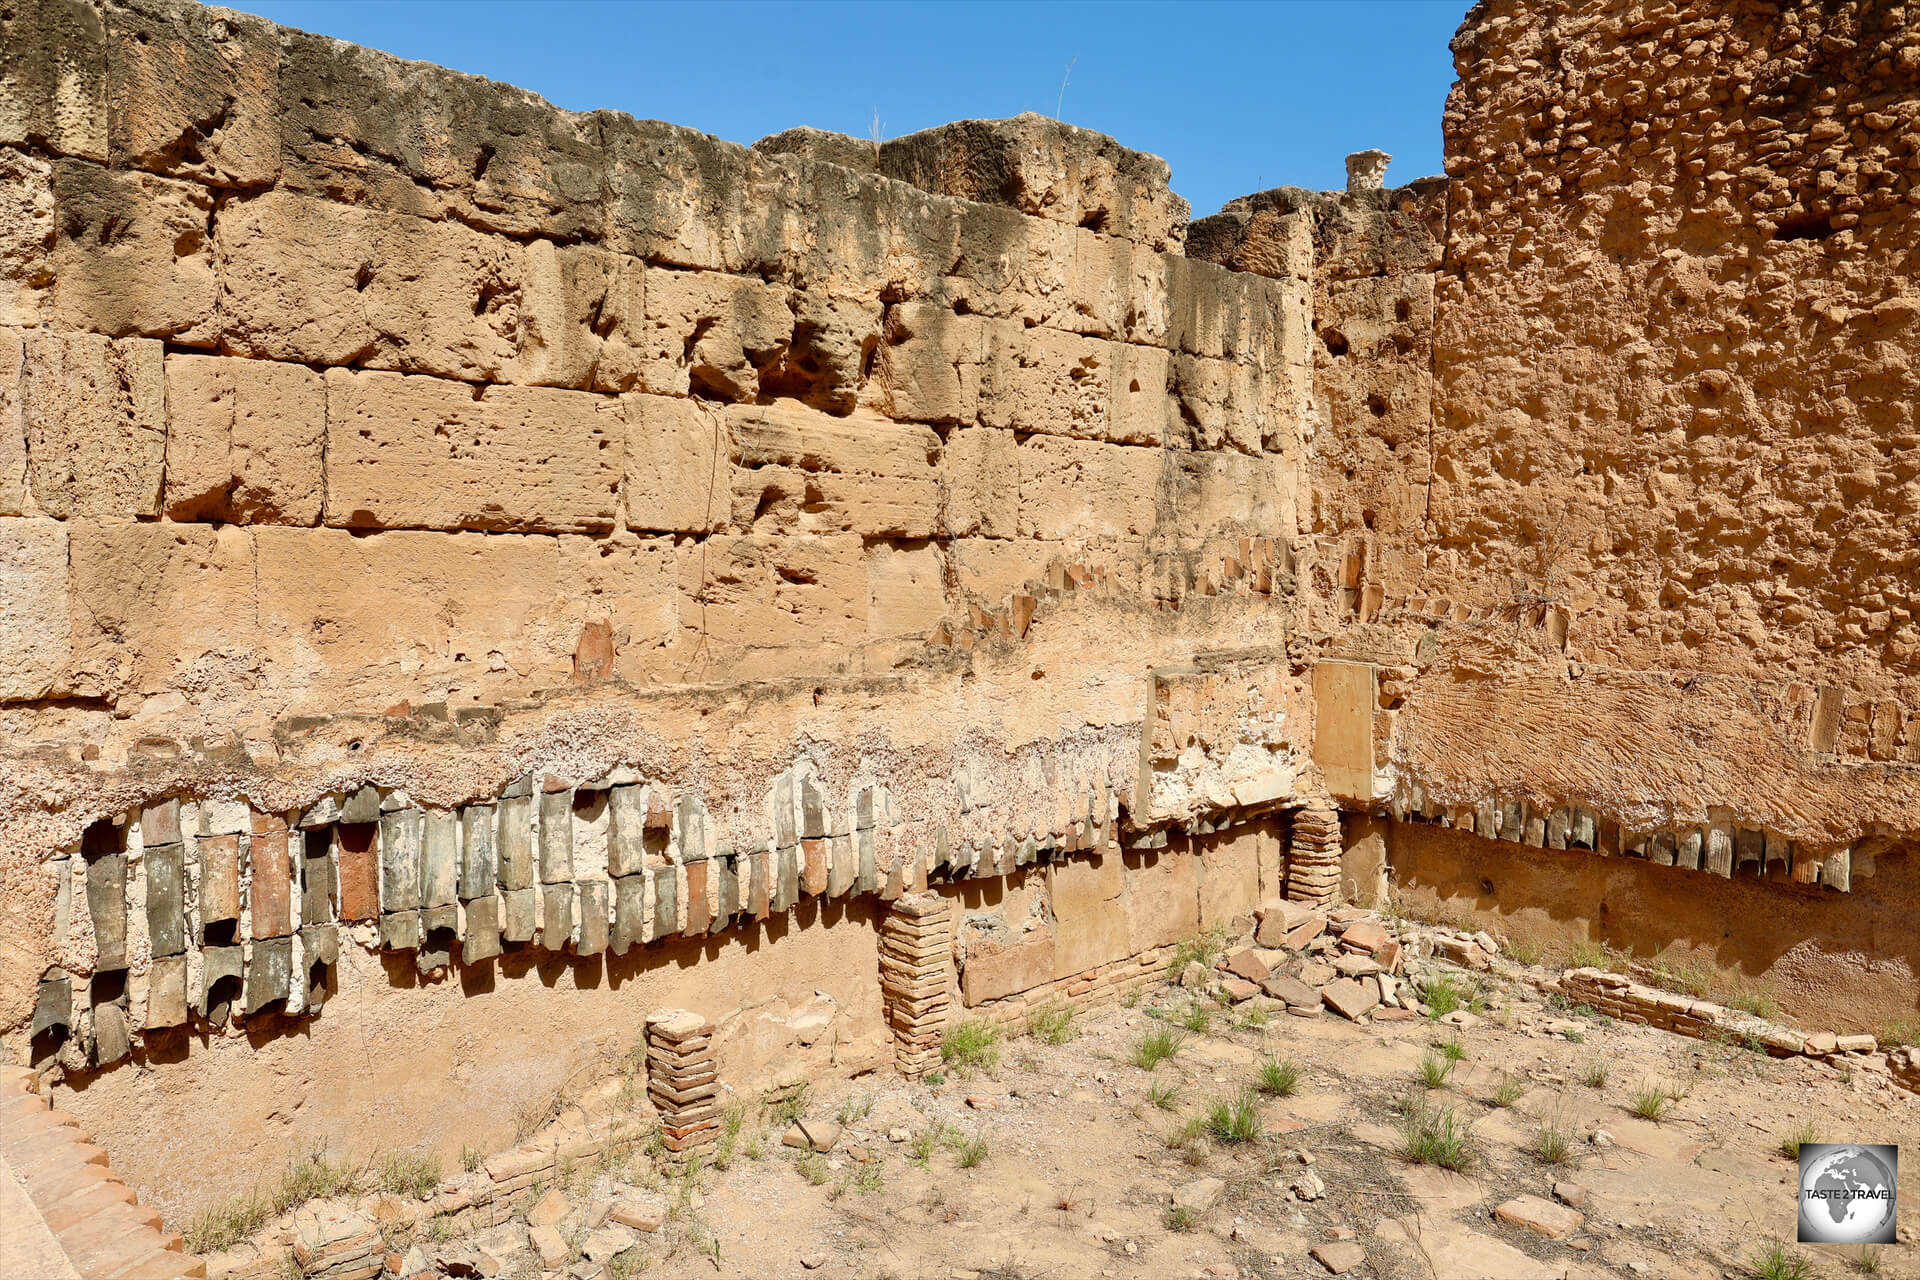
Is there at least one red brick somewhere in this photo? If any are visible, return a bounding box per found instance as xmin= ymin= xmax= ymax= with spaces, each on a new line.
xmin=45 ymin=1186 xmax=150 ymax=1234
xmin=334 ymin=823 xmax=380 ymax=920
xmin=248 ymin=815 xmax=292 ymax=939
xmin=100 ymin=1248 xmax=209 ymax=1280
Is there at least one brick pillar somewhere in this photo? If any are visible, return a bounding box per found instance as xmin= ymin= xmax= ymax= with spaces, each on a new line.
xmin=879 ymin=893 xmax=953 ymax=1078
xmin=1285 ymin=801 xmax=1343 ymax=907
xmin=645 ymin=1009 xmax=719 ymax=1164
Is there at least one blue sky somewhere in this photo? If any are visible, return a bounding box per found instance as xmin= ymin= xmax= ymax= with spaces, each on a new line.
xmin=245 ymin=1 xmax=1470 ymax=219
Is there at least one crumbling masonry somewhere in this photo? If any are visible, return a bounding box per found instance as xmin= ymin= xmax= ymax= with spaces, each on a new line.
xmin=0 ymin=0 xmax=1915 ymax=1224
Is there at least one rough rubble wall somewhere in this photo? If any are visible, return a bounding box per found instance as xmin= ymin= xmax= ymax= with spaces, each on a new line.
xmin=0 ymin=0 xmax=1320 ymax=1153
xmin=1191 ymin=0 xmax=1920 ymax=894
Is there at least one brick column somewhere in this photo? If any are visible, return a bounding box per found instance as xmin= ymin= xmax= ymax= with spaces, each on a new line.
xmin=878 ymin=893 xmax=953 ymax=1078
xmin=1285 ymin=802 xmax=1343 ymax=908
xmin=645 ymin=1009 xmax=719 ymax=1164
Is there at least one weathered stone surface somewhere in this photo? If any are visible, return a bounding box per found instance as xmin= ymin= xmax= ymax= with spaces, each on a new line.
xmin=248 ymin=812 xmax=292 ymax=939
xmin=538 ymin=790 xmax=573 ymax=884
xmin=1320 ymin=977 xmax=1380 ymax=1021
xmin=51 ymin=158 xmax=215 ymax=337
xmin=0 ymin=0 xmax=108 ymax=160
xmin=0 ymin=152 xmax=54 ymax=327
xmin=325 ymin=370 xmax=622 ymax=532
xmin=501 ymin=886 xmax=537 ymax=942
xmin=198 ymin=833 xmax=242 ymax=926
xmin=1308 ymin=1240 xmax=1366 ymax=1275
xmin=0 ymin=518 xmax=70 ymax=700
xmin=458 ymin=805 xmax=496 ymax=900
xmin=106 ymin=0 xmax=281 ymax=187
xmin=576 ymin=880 xmax=608 ymax=956
xmin=163 ymin=354 xmax=324 ymax=524
xmin=1493 ymin=1194 xmax=1583 ymax=1239
xmin=143 ymin=843 xmax=185 ymax=957
xmin=144 ymin=953 xmax=187 ymax=1029
xmin=459 ymin=894 xmax=501 ymax=963
xmin=19 ymin=331 xmax=164 ymax=517
xmin=333 ymin=823 xmax=378 ymax=921
xmin=83 ymin=832 xmax=126 ymax=970
xmin=727 ymin=403 xmax=942 ymax=538
xmin=379 ymin=810 xmax=424 ymax=913
xmin=878 ymin=113 xmax=1185 ymax=251
xmin=1170 ymin=1176 xmax=1225 ymax=1215
xmin=421 ymin=811 xmax=459 ymax=908
xmin=66 ymin=519 xmax=255 ymax=700
xmin=244 ymin=934 xmax=291 ymax=1014
xmin=541 ymin=881 xmax=574 ymax=948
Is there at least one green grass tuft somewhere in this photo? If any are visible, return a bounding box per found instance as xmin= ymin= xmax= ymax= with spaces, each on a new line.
xmin=1415 ymin=1051 xmax=1457 ymax=1090
xmin=1776 ymin=1119 xmax=1816 ymax=1161
xmin=1025 ymin=1001 xmax=1076 ymax=1045
xmin=1397 ymin=1101 xmax=1475 ymax=1172
xmin=1629 ymin=1082 xmax=1673 ymax=1122
xmin=1255 ymin=1059 xmax=1301 ymax=1098
xmin=1745 ymin=1239 xmax=1816 ymax=1280
xmin=1489 ymin=1076 xmax=1525 ymax=1107
xmin=1148 ymin=1080 xmax=1180 ymax=1110
xmin=1131 ymin=1026 xmax=1184 ymax=1071
xmin=941 ymin=1019 xmax=1003 ymax=1073
xmin=1204 ymin=1091 xmax=1262 ymax=1145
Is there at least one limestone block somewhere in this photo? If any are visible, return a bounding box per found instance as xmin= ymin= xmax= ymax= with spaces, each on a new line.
xmin=0 ymin=518 xmax=70 ymax=701
xmin=212 ymin=191 xmax=525 ymax=382
xmin=1185 ymin=201 xmax=1314 ymax=282
xmin=636 ymin=267 xmax=792 ymax=400
xmin=517 ymin=241 xmax=648 ymax=391
xmin=324 ymin=369 xmax=622 ymax=532
xmin=622 ymin=394 xmax=729 ymax=535
xmin=0 ymin=150 xmax=53 ymax=327
xmin=877 ymin=113 xmax=1185 ymax=251
xmin=19 ymin=331 xmax=165 ymax=518
xmin=962 ymin=928 xmax=1053 ymax=1003
xmin=51 ymin=159 xmax=216 ymax=337
xmin=1050 ymin=852 xmax=1128 ymax=977
xmin=601 ymin=116 xmax=788 ymax=273
xmin=106 ymin=0 xmax=281 ymax=187
xmin=1015 ymin=436 xmax=1160 ymax=540
xmin=164 ymin=354 xmax=324 ymax=524
xmin=67 ymin=521 xmax=255 ymax=700
xmin=276 ymin=28 xmax=605 ymax=240
xmin=874 ymin=303 xmax=992 ymax=426
xmin=866 ymin=542 xmax=947 ymax=641
xmin=728 ymin=402 xmax=943 ymax=538
xmin=1123 ymin=849 xmax=1199 ymax=954
xmin=1199 ymin=830 xmax=1262 ymax=928
xmin=676 ymin=533 xmax=866 ymax=669
xmin=0 ymin=333 xmax=23 ymax=516
xmin=1161 ymin=450 xmax=1292 ymax=534
xmin=555 ymin=532 xmax=678 ymax=681
xmin=941 ymin=428 xmax=1020 ymax=538
xmin=752 ymin=126 xmax=877 ymax=172
xmin=0 ymin=0 xmax=108 ymax=160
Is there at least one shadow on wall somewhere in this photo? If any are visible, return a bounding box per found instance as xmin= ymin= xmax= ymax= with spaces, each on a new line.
xmin=1385 ymin=822 xmax=1920 ymax=1034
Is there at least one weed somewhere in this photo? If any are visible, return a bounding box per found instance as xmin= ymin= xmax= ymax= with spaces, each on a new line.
xmin=1504 ymin=938 xmax=1545 ymax=967
xmin=772 ymin=1081 xmax=813 ymax=1127
xmin=184 ymin=1192 xmax=271 ymax=1256
xmin=1233 ymin=1003 xmax=1271 ymax=1030
xmin=1729 ymin=990 xmax=1781 ymax=1021
xmin=850 ymin=1160 xmax=884 ymax=1195
xmin=1179 ymin=1002 xmax=1212 ymax=1035
xmin=1415 ymin=1052 xmax=1457 ymax=1090
xmin=610 ymin=1253 xmax=647 ymax=1280
xmin=1164 ymin=1204 xmax=1197 ymax=1232
xmin=1874 ymin=1017 xmax=1920 ymax=1049
xmin=712 ymin=1102 xmax=748 ymax=1171
xmin=941 ymin=1019 xmax=1003 ymax=1073
xmin=1437 ymin=1039 xmax=1466 ymax=1063
xmin=1629 ymin=1082 xmax=1672 ymax=1122
xmin=1645 ymin=956 xmax=1713 ymax=999
xmin=1534 ymin=1110 xmax=1576 ymax=1165
xmin=909 ymin=1122 xmax=954 ymax=1167
xmin=1204 ymin=1092 xmax=1261 ymax=1144
xmin=1424 ymin=974 xmax=1468 ymax=1019
xmin=792 ymin=1151 xmax=830 ymax=1186
xmin=1397 ymin=1101 xmax=1475 ymax=1172
xmin=1148 ymin=1080 xmax=1180 ymax=1110
xmin=923 ymin=1071 xmax=945 ymax=1086
xmin=1745 ymin=1239 xmax=1815 ymax=1280
xmin=426 ymin=1215 xmax=457 ymax=1243
xmin=1857 ymin=1244 xmax=1884 ymax=1275
xmin=1131 ymin=1027 xmax=1184 ymax=1071
xmin=1255 ymin=1059 xmax=1301 ymax=1098
xmin=460 ymin=1144 xmax=483 ymax=1175
xmin=1165 ymin=926 xmax=1231 ymax=979
xmin=1579 ymin=1059 xmax=1610 ymax=1089
xmin=1489 ymin=1076 xmax=1525 ymax=1107
xmin=1562 ymin=1028 xmax=1586 ymax=1044
xmin=1026 ymin=1001 xmax=1076 ymax=1045
xmin=277 ymin=1149 xmax=360 ymax=1208
xmin=1569 ymin=940 xmax=1618 ymax=971
xmin=1121 ymin=987 xmax=1143 ymax=1009
xmin=835 ymin=1094 xmax=874 ymax=1127
xmin=954 ymin=1135 xmax=989 ymax=1168
xmin=1776 ymin=1119 xmax=1816 ymax=1161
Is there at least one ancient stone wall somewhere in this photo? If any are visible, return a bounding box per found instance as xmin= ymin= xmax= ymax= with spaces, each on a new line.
xmin=4 ymin=0 xmax=1918 ymax=1218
